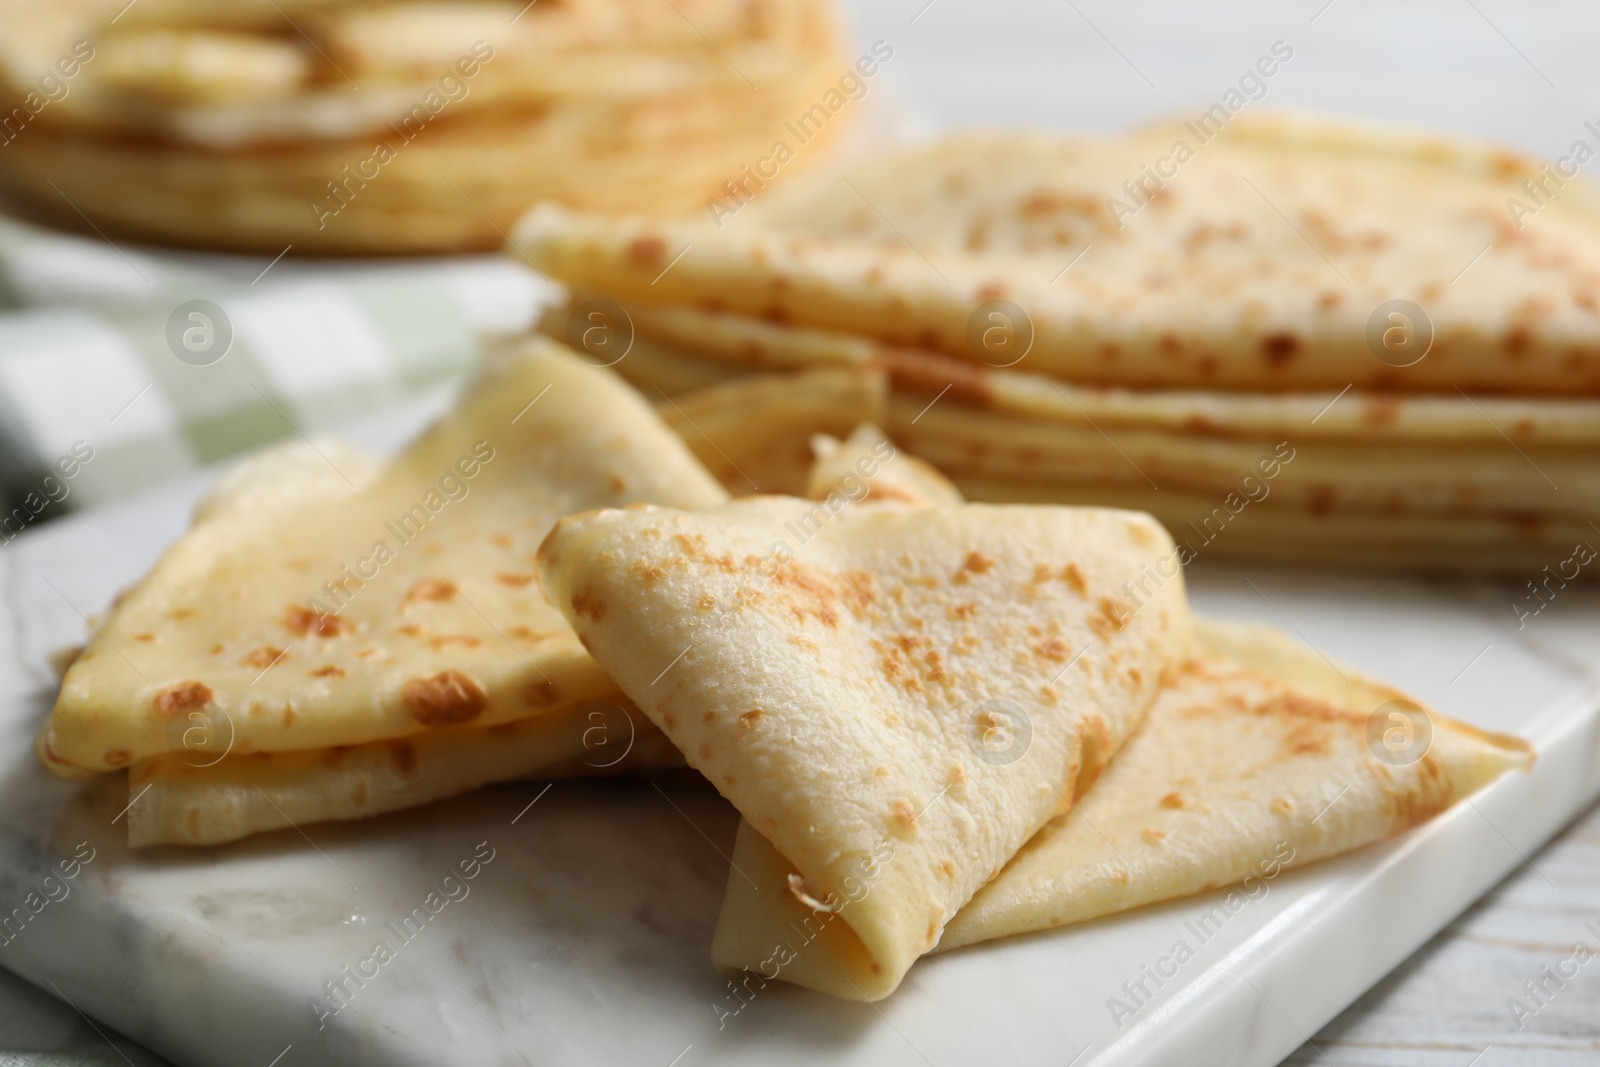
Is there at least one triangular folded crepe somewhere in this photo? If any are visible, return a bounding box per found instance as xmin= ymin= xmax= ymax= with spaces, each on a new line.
xmin=538 ymin=492 xmax=1192 ymax=999
xmin=942 ymin=618 xmax=1533 ymax=946
xmin=711 ymin=619 xmax=1532 ymax=985
xmin=41 ymin=336 xmax=728 ymax=776
xmin=805 ymin=424 xmax=964 ymax=509
xmin=515 ymin=113 xmax=1600 ymax=397
xmin=121 ymin=423 xmax=928 ymax=847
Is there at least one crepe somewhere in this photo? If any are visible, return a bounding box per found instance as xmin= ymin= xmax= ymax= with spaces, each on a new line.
xmin=122 ymin=421 xmax=934 ymax=847
xmin=655 ymin=366 xmax=887 ymax=496
xmin=538 ymin=495 xmax=1192 ymax=999
xmin=125 ymin=696 xmax=684 ymax=847
xmin=547 ymin=294 xmax=1600 ymax=447
xmin=941 ymin=618 xmax=1533 ymax=946
xmin=515 ymin=114 xmax=1600 ymax=397
xmin=805 ymin=423 xmax=963 ymax=508
xmin=534 ymin=299 xmax=1597 ymax=570
xmin=946 ymin=476 xmax=1599 ymax=574
xmin=0 ymin=0 xmax=852 ymax=252
xmin=711 ymin=619 xmax=1532 ymax=987
xmin=41 ymin=336 xmax=728 ymax=777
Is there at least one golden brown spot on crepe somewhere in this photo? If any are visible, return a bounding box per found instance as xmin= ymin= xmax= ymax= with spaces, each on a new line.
xmin=524 ymin=679 xmax=560 ymax=707
xmin=976 ymin=281 xmax=1007 ymax=302
xmin=770 ymin=563 xmax=841 ymax=627
xmin=1505 ymin=328 xmax=1531 ymax=358
xmin=953 ymin=551 xmax=995 ymax=584
xmin=739 ymin=710 xmax=763 ymax=729
xmin=1317 ymin=291 xmax=1343 ymax=311
xmin=244 ymin=646 xmax=285 ymax=669
xmin=1159 ymin=792 xmax=1187 ymax=809
xmin=1112 ymin=867 xmax=1130 ymax=886
xmin=948 ymin=764 xmax=968 ymax=785
xmin=1036 ymin=637 xmax=1072 ymax=662
xmin=632 ymin=561 xmax=667 ymax=583
xmin=1089 ymin=597 xmax=1132 ymax=638
xmin=155 ymin=682 xmax=213 ymax=716
xmin=390 ymin=739 xmax=419 ymax=778
xmin=940 ymin=861 xmax=957 ymax=879
xmin=1141 ymin=827 xmax=1166 ymax=844
xmin=311 ymin=665 xmax=345 ymax=678
xmin=571 ymin=588 xmax=605 ymax=621
xmin=496 ymin=573 xmax=534 ymax=587
xmin=892 ymin=799 xmax=919 ymax=831
xmin=1062 ymin=562 xmax=1089 ymax=594
xmin=925 ymin=919 xmax=940 ymax=946
xmin=1159 ymin=333 xmax=1182 ymax=354
xmin=398 ymin=625 xmax=423 ymax=637
xmin=132 ymin=632 xmax=154 ymax=643
xmin=404 ymin=670 xmax=487 ymax=727
xmin=428 ymin=634 xmax=481 ymax=650
xmin=489 ymin=533 xmax=513 ymax=549
xmin=104 ymin=748 xmax=131 ymax=768
xmin=406 ymin=579 xmax=456 ymax=603
xmin=170 ymin=608 xmax=197 ymax=620
xmin=1197 ymin=356 xmax=1219 ymax=376
xmin=947 ymin=602 xmax=977 ymax=621
xmin=1261 ymin=332 xmax=1299 ymax=366
xmin=628 ymin=235 xmax=665 ymax=267
xmin=283 ymin=605 xmax=350 ymax=638
xmin=207 ymin=644 xmax=223 ymax=656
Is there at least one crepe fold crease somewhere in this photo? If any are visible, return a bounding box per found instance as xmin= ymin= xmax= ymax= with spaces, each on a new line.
xmin=537 ymin=494 xmax=1192 ymax=999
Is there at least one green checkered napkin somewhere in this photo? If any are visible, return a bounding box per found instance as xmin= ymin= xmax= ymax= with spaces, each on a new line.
xmin=0 ymin=214 xmax=549 ymax=524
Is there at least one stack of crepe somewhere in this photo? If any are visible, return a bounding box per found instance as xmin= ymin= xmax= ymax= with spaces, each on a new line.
xmin=40 ymin=342 xmax=1530 ymax=1002
xmin=515 ymin=112 xmax=1600 ymax=572
xmin=0 ymin=0 xmax=848 ymax=252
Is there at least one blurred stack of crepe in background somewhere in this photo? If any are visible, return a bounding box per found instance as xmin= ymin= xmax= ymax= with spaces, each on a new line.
xmin=0 ymin=0 xmax=850 ymax=253
xmin=517 ymin=112 xmax=1600 ymax=573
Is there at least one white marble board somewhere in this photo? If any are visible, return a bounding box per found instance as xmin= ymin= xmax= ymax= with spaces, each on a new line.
xmin=1 ymin=410 xmax=1597 ymax=1067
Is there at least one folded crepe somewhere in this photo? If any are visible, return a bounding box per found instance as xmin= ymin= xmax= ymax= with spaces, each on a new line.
xmin=713 ymin=619 xmax=1532 ymax=986
xmin=113 ymin=422 xmax=926 ymax=847
xmin=655 ymin=366 xmax=888 ymax=497
xmin=125 ymin=695 xmax=684 ymax=847
xmin=707 ymin=472 xmax=1533 ymax=996
xmin=0 ymin=0 xmax=850 ymax=251
xmin=42 ymin=338 xmax=729 ymax=817
xmin=538 ymin=296 xmax=1600 ymax=571
xmin=537 ymin=483 xmax=1192 ymax=999
xmin=516 ymin=113 xmax=1600 ymax=397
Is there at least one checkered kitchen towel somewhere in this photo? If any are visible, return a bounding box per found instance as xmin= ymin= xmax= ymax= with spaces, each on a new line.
xmin=0 ymin=214 xmax=549 ymax=525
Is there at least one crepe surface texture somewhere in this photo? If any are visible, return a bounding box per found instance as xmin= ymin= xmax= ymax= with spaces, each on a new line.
xmin=517 ymin=113 xmax=1600 ymax=396
xmin=711 ymin=618 xmax=1532 ymax=987
xmin=538 ymin=492 xmax=1192 ymax=999
xmin=41 ymin=337 xmax=728 ymax=785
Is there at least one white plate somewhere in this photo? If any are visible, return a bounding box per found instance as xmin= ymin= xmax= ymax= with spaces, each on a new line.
xmin=1 ymin=398 xmax=1597 ymax=1067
